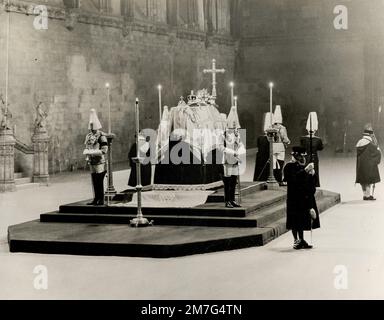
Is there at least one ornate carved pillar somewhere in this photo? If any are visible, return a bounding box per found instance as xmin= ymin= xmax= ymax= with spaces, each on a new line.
xmin=121 ymin=0 xmax=134 ymax=20
xmin=105 ymin=133 xmax=117 ymax=204
xmin=166 ymin=0 xmax=178 ymax=26
xmin=32 ymin=128 xmax=50 ymax=185
xmin=0 ymin=128 xmax=16 ymax=192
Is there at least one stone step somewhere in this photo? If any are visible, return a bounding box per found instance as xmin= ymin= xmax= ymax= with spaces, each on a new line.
xmin=14 ymin=177 xmax=32 ymax=185
xmin=14 ymin=172 xmax=23 ymax=179
xmin=41 ymin=193 xmax=340 ymax=229
xmin=58 ymin=189 xmax=287 ymax=218
xmin=15 ymin=182 xmax=40 ymax=190
xmin=7 ymin=188 xmax=341 ymax=258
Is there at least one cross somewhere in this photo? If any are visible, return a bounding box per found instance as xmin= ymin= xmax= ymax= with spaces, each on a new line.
xmin=203 ymin=59 xmax=225 ymax=101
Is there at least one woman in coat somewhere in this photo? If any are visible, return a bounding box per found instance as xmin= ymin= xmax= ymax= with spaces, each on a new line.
xmin=355 ymin=124 xmax=381 ymax=200
xmin=283 ymin=146 xmax=320 ymax=250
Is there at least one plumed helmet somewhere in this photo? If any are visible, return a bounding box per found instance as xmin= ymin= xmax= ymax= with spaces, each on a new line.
xmin=263 ymin=112 xmax=275 ymax=132
xmin=226 ymin=106 xmax=241 ymax=129
xmin=88 ymin=109 xmax=102 ymax=130
xmin=273 ymin=105 xmax=283 ymax=124
xmin=306 ymin=112 xmax=319 ymax=132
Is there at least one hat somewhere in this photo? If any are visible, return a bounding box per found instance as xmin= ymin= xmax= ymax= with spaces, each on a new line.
xmin=226 ymin=106 xmax=241 ymax=129
xmin=88 ymin=109 xmax=102 ymax=130
xmin=364 ymin=123 xmax=374 ymax=134
xmin=263 ymin=112 xmax=274 ymax=132
xmin=291 ymin=146 xmax=307 ymax=155
xmin=273 ymin=105 xmax=283 ymax=124
xmin=306 ymin=112 xmax=318 ymax=132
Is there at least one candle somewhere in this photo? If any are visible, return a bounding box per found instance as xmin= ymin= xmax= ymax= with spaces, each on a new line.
xmin=269 ymin=82 xmax=274 ymax=127
xmin=158 ymin=85 xmax=162 ymax=123
xmin=229 ymin=82 xmax=234 ymax=106
xmin=135 ymin=98 xmax=140 ymax=157
xmin=106 ymin=83 xmax=111 ymax=134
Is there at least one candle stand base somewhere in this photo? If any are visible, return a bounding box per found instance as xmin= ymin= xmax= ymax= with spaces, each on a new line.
xmin=130 ymin=217 xmax=153 ymax=228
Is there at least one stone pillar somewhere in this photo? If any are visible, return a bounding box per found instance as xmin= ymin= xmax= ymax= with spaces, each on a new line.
xmin=105 ymin=133 xmax=117 ymax=204
xmin=31 ymin=128 xmax=50 ymax=185
xmin=0 ymin=128 xmax=16 ymax=192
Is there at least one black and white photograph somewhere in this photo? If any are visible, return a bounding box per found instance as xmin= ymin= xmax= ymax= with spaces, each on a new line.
xmin=1 ymin=0 xmax=384 ymax=305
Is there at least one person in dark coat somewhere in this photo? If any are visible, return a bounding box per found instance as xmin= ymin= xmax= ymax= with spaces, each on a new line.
xmin=283 ymin=146 xmax=320 ymax=250
xmin=355 ymin=124 xmax=381 ymax=200
xmin=253 ymin=133 xmax=270 ymax=181
xmin=300 ymin=132 xmax=324 ymax=187
xmin=128 ymin=136 xmax=152 ymax=187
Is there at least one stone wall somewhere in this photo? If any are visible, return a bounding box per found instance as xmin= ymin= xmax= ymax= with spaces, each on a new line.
xmin=237 ymin=0 xmax=384 ymax=150
xmin=0 ymin=0 xmax=236 ymax=173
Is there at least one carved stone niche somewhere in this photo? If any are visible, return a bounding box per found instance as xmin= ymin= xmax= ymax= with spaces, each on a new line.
xmin=205 ymin=33 xmax=214 ymax=49
xmin=63 ymin=0 xmax=79 ymax=30
xmin=168 ymin=30 xmax=177 ymax=45
xmin=122 ymin=17 xmax=132 ymax=37
xmin=63 ymin=0 xmax=80 ymax=8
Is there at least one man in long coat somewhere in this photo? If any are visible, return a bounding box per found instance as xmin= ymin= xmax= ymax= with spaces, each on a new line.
xmin=355 ymin=124 xmax=381 ymax=200
xmin=283 ymin=146 xmax=320 ymax=250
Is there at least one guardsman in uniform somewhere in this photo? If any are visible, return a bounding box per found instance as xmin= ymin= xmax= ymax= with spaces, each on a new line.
xmin=300 ymin=112 xmax=324 ymax=187
xmin=220 ymin=106 xmax=246 ymax=208
xmin=83 ymin=109 xmax=108 ymax=205
xmin=272 ymin=105 xmax=291 ymax=185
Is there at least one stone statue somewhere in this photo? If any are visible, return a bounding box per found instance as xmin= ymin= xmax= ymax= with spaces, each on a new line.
xmin=34 ymin=102 xmax=48 ymax=131
xmin=0 ymin=94 xmax=11 ymax=130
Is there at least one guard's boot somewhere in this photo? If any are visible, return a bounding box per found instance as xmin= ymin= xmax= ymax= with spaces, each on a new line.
xmin=230 ymin=176 xmax=241 ymax=208
xmin=223 ymin=177 xmax=233 ymax=208
xmin=87 ymin=173 xmax=98 ymax=205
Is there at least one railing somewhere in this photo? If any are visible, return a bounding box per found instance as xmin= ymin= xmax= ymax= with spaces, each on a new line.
xmin=14 ymin=138 xmax=34 ymax=155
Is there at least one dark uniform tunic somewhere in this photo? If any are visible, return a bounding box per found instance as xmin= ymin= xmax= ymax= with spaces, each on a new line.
xmin=300 ymin=135 xmax=324 ymax=187
xmin=283 ymin=161 xmax=320 ymax=231
xmin=253 ymin=135 xmax=270 ymax=181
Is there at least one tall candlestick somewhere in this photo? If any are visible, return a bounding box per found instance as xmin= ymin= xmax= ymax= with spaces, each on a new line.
xmin=106 ymin=83 xmax=111 ymax=134
xmin=269 ymin=82 xmax=274 ymax=127
xmin=230 ymin=82 xmax=234 ymax=106
xmin=157 ymin=85 xmax=162 ymax=123
xmin=135 ymin=98 xmax=139 ymax=147
xmin=130 ymin=97 xmax=151 ymax=227
xmin=5 ymin=1 xmax=10 ymax=115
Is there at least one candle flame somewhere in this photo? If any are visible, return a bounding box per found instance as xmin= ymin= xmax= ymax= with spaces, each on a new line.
xmin=136 ymin=98 xmax=139 ymax=103
xmin=269 ymin=82 xmax=274 ymax=88
xmin=229 ymin=82 xmax=234 ymax=87
xmin=158 ymin=85 xmax=162 ymax=90
xmin=105 ymin=83 xmax=110 ymax=88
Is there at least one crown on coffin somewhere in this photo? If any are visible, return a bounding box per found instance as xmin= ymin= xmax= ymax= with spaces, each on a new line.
xmin=187 ymin=89 xmax=213 ymax=106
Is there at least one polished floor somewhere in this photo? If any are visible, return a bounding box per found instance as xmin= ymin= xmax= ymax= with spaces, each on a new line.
xmin=1 ymin=152 xmax=383 ymax=299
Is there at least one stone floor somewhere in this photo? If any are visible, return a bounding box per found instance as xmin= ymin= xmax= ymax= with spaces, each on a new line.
xmin=1 ymin=152 xmax=384 ymax=299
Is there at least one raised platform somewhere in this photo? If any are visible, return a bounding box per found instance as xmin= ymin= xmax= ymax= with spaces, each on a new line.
xmin=8 ymin=184 xmax=340 ymax=258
